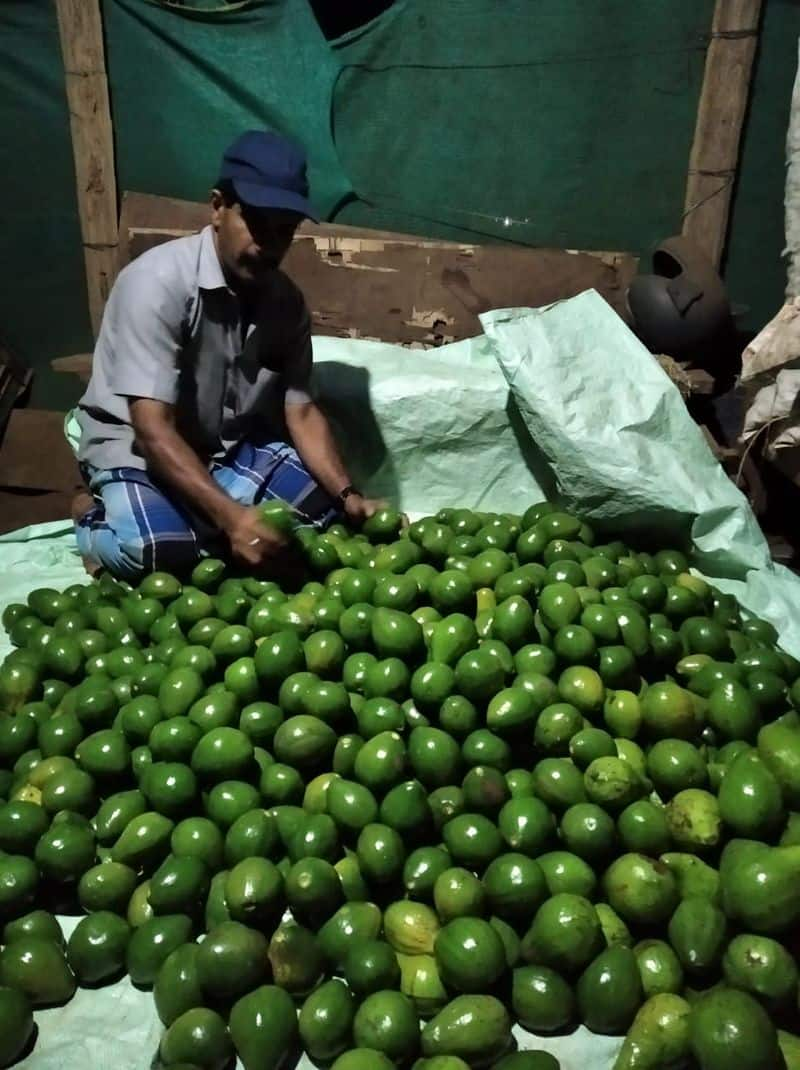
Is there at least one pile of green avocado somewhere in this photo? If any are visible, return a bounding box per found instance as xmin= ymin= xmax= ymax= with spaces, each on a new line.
xmin=0 ymin=500 xmax=799 ymax=1070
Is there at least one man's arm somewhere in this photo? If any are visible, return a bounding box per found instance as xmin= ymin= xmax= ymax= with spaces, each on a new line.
xmin=284 ymin=401 xmax=383 ymax=522
xmin=130 ymin=399 xmax=286 ymax=567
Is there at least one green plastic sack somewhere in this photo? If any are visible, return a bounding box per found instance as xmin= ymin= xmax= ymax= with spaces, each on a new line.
xmin=481 ymin=291 xmax=800 ymax=657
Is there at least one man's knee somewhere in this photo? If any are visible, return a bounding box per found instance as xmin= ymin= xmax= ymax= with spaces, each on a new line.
xmin=135 ymin=531 xmax=200 ymax=578
xmin=90 ymin=529 xmax=199 ymax=582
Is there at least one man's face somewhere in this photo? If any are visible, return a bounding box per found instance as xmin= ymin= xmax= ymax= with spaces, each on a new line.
xmin=211 ymin=191 xmax=302 ymax=286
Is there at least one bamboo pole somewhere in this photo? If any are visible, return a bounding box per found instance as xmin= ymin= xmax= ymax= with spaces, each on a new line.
xmin=683 ymin=0 xmax=763 ymax=269
xmin=54 ymin=0 xmax=118 ymax=338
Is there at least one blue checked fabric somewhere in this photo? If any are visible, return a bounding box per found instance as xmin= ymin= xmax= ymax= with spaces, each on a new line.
xmin=75 ymin=438 xmax=339 ymax=580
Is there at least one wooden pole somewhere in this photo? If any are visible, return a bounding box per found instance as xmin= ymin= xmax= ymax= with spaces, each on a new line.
xmin=54 ymin=0 xmax=118 ymax=338
xmin=682 ymin=0 xmax=763 ymax=269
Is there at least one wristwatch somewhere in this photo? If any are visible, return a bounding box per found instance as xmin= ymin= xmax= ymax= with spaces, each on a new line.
xmin=336 ymin=484 xmax=361 ymax=507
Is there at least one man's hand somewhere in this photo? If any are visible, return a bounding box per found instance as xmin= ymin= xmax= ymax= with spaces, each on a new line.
xmin=223 ymin=505 xmax=288 ymax=568
xmin=343 ymin=493 xmax=387 ymax=525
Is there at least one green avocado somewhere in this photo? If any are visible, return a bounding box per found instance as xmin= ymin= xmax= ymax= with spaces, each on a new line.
xmin=396 ymin=952 xmax=448 ymax=1019
xmin=492 ymin=1055 xmax=560 ymax=1070
xmin=140 ymin=761 xmax=198 ymax=818
xmin=613 ymin=993 xmax=691 ymax=1070
xmin=224 ymin=857 xmax=283 ymax=927
xmin=533 ymin=758 xmax=587 ymax=811
xmin=343 ymin=938 xmax=400 ymax=997
xmin=222 ymin=807 xmax=277 ymax=866
xmin=34 ymin=819 xmax=96 ymax=882
xmin=352 ymin=989 xmax=420 ymax=1063
xmin=442 ymin=813 xmax=502 ymax=870
xmin=576 ymin=944 xmax=643 ymax=1034
xmin=616 ymin=800 xmax=671 ymax=856
xmin=664 ymin=789 xmax=721 ymax=853
xmin=633 ymin=938 xmax=684 ymax=997
xmin=187 ymin=689 xmax=239 ymax=734
xmin=229 ymin=984 xmax=299 ymax=1070
xmin=111 ymin=810 xmax=174 ymax=872
xmin=78 ymin=861 xmax=137 ymax=914
xmin=125 ymin=913 xmax=193 ymax=987
xmin=318 ymin=902 xmax=382 ymax=970
xmin=595 ymin=902 xmax=633 ymax=949
xmin=383 ymin=901 xmax=440 ymax=957
xmin=38 ymin=710 xmax=85 ymax=758
xmin=536 ymin=850 xmax=596 ymax=899
xmin=0 ymin=936 xmax=76 ymax=1005
xmin=204 ymin=870 xmax=232 ymax=931
xmin=190 ymin=726 xmax=254 ymax=782
xmin=153 ymin=942 xmax=203 ymax=1026
xmin=559 ymin=804 xmax=615 ymax=864
xmin=511 ymin=964 xmax=575 ymax=1033
xmin=2 ymin=909 xmax=63 ymax=947
xmin=689 ymin=987 xmax=781 ymax=1070
xmin=667 ymin=896 xmax=727 ymax=978
xmin=602 ymin=853 xmax=679 ymax=927
xmin=127 ymin=879 xmax=154 ymax=928
xmin=484 ymin=852 xmax=549 ymax=924
xmin=204 ymin=779 xmax=261 ymax=829
xmin=159 ymin=1007 xmax=233 ymax=1070
xmin=166 ymin=817 xmax=222 ymax=873
xmin=196 ymin=920 xmax=268 ymax=1002
xmin=408 ymin=727 xmax=462 ymax=789
xmin=403 ymin=846 xmax=452 ymax=901
xmin=157 ymin=668 xmax=205 ymax=720
xmin=758 ymin=718 xmax=800 ymax=807
xmin=299 ymin=978 xmax=355 ymax=1063
xmin=148 ymin=854 xmax=210 ymax=916
xmin=659 ymin=851 xmax=721 ymax=904
xmin=521 ymin=893 xmax=602 ymax=975
xmin=120 ymin=694 xmax=164 ymax=743
xmin=272 ymin=715 xmax=336 ymax=769
xmin=492 ymin=596 xmax=535 ymax=651
xmin=148 ymin=717 xmax=201 ymax=764
xmin=67 ymin=910 xmax=130 ymax=984
xmin=268 ymin=920 xmax=325 ymax=996
xmin=434 ymin=916 xmax=506 ymax=993
xmin=421 ymin=994 xmax=511 ymax=1065
xmin=0 ymin=984 xmax=34 ymax=1067
xmin=0 ymin=713 xmax=37 ymax=765
xmin=355 ymin=822 xmax=404 ymax=885
xmin=0 ymin=663 xmax=40 ymax=714
xmin=718 ymin=750 xmax=785 ymax=839
xmin=0 ymin=799 xmax=49 ymax=855
xmin=430 ymin=613 xmax=478 ymax=667
xmin=497 ymin=796 xmax=555 ymax=857
xmin=722 ymin=933 xmax=799 ymax=1011
xmin=333 ymin=1051 xmax=396 ymax=1070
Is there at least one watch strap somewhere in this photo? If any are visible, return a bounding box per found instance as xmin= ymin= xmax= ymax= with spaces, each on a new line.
xmin=336 ymin=484 xmax=360 ymax=506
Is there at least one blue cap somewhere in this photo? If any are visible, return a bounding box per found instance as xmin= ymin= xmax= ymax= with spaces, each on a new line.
xmin=219 ymin=130 xmax=319 ymax=221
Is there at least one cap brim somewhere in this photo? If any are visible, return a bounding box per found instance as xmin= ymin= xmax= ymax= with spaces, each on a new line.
xmin=232 ymin=178 xmax=319 ymax=222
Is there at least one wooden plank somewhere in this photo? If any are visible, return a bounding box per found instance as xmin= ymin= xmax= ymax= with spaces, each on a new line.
xmin=116 ymin=191 xmax=638 ymax=347
xmin=55 ymin=0 xmax=119 ymax=337
xmin=50 ymin=353 xmax=93 ymax=384
xmin=683 ymin=0 xmax=763 ymax=268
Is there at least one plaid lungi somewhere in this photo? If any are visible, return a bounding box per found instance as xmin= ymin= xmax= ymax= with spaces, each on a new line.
xmin=75 ymin=438 xmax=339 ymax=580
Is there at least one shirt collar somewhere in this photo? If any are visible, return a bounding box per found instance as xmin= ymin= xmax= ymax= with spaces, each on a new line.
xmin=198 ymin=225 xmax=231 ymax=292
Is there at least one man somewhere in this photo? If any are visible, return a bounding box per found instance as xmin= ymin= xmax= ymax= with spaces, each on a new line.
xmin=73 ymin=130 xmax=381 ymax=580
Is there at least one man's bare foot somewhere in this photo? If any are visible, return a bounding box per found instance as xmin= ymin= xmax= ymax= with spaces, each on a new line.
xmin=71 ymin=490 xmax=102 ymax=576
xmin=71 ymin=490 xmax=95 ymax=524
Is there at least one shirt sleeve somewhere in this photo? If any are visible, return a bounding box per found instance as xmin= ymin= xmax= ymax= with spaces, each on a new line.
xmin=283 ymin=300 xmax=313 ymax=406
xmin=105 ymin=263 xmax=184 ymax=404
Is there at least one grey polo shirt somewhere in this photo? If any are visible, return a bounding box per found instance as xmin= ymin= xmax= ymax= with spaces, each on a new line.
xmin=77 ymin=225 xmax=313 ymax=471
